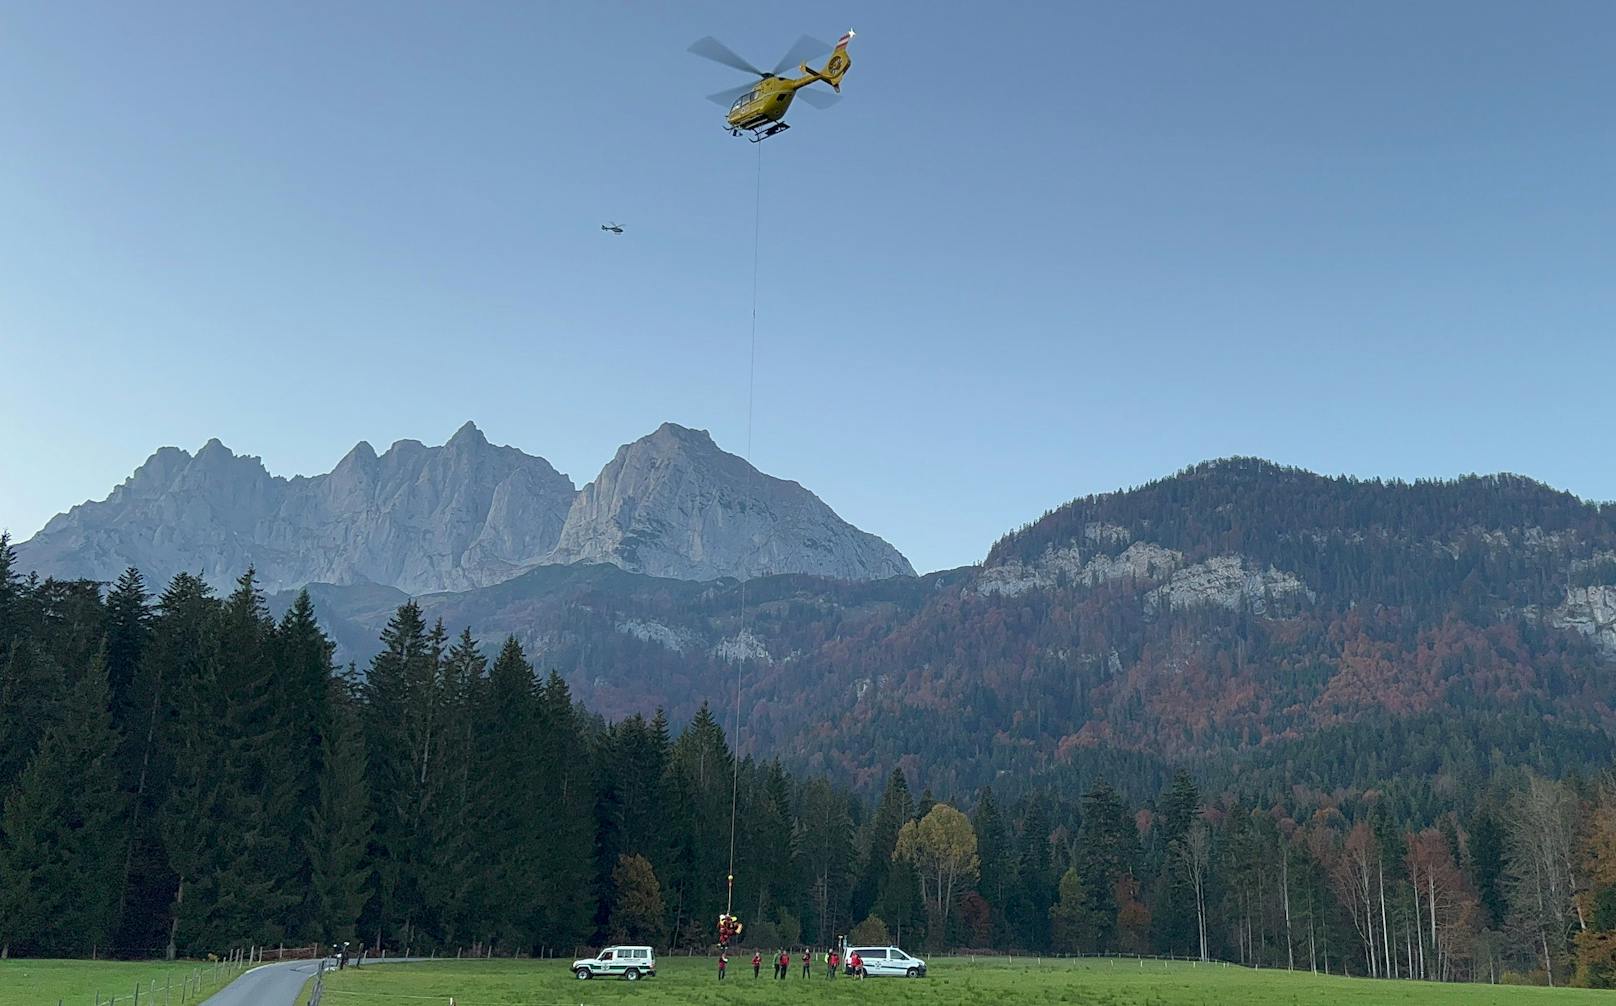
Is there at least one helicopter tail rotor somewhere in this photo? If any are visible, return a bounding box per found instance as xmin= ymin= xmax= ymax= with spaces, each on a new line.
xmin=797 ymin=30 xmax=854 ymax=93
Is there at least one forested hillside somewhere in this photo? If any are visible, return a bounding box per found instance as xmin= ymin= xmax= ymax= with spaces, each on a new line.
xmin=282 ymin=460 xmax=1616 ymax=816
xmin=7 ymin=535 xmax=1616 ymax=988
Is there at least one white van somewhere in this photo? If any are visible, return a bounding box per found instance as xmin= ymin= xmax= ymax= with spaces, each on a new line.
xmin=571 ymin=945 xmax=656 ymax=980
xmin=845 ymin=945 xmax=927 ymax=977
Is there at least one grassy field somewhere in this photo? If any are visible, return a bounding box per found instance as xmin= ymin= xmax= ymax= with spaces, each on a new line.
xmin=0 ymin=958 xmax=238 ymax=1006
xmin=313 ymin=956 xmax=1611 ymax=1006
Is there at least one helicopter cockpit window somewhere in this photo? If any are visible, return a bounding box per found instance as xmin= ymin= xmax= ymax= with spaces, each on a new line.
xmin=731 ymin=91 xmax=756 ymax=112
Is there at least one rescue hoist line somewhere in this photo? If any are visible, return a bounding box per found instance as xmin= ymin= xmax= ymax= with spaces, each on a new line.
xmin=724 ymin=138 xmax=763 ymax=922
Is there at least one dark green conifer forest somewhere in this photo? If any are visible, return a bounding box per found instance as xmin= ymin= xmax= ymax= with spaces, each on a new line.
xmin=5 ymin=531 xmax=1616 ymax=987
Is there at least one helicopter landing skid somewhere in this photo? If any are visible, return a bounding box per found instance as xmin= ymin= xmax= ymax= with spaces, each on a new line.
xmin=731 ymin=121 xmax=790 ymax=143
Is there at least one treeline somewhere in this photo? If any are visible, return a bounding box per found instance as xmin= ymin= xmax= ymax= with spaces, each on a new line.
xmin=987 ymin=457 xmax=1616 ymax=614
xmin=4 ymin=539 xmax=1616 ymax=988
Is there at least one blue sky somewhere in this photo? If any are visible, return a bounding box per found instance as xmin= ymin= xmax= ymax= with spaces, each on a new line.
xmin=2 ymin=1 xmax=1613 ymax=574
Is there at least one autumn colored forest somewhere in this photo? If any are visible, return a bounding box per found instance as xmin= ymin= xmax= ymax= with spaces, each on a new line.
xmin=5 ymin=524 xmax=1616 ymax=990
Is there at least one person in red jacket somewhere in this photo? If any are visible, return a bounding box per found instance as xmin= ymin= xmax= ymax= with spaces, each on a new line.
xmin=718 ymin=952 xmax=728 ymax=980
xmin=752 ymin=950 xmax=762 ymax=979
xmin=801 ymin=948 xmax=811 ymax=978
xmin=776 ymin=949 xmax=790 ymax=979
xmin=826 ymin=949 xmax=840 ymax=979
xmin=849 ymin=950 xmax=864 ymax=979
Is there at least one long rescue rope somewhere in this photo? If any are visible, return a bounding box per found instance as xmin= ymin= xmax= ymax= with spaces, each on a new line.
xmin=724 ymin=138 xmax=763 ymax=921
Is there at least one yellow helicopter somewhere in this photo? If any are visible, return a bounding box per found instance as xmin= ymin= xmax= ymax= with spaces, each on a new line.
xmin=688 ymin=30 xmax=854 ymax=141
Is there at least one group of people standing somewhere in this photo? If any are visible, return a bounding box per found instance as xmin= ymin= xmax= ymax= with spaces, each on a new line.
xmin=717 ymin=947 xmax=865 ymax=980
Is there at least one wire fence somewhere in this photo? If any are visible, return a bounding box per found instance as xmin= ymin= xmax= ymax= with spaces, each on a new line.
xmin=63 ymin=947 xmax=259 ymax=1006
xmin=939 ymin=950 xmax=1249 ymax=968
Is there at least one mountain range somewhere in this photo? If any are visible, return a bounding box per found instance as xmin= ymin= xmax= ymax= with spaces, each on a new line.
xmin=273 ymin=459 xmax=1616 ymax=803
xmin=15 ymin=434 xmax=1616 ymax=805
xmin=14 ymin=421 xmax=914 ymax=594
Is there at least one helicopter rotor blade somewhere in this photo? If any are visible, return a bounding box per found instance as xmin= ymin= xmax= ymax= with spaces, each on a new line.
xmin=795 ymin=88 xmax=841 ymax=110
xmin=687 ymin=36 xmax=766 ymax=77
xmin=705 ymin=82 xmax=755 ymax=106
xmin=771 ymin=34 xmax=833 ymax=76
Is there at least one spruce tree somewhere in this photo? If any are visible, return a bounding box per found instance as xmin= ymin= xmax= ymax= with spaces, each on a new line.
xmin=1469 ymin=807 xmax=1508 ymax=930
xmin=306 ymin=669 xmax=373 ymax=943
xmin=105 ymin=567 xmax=165 ymax=951
xmin=214 ymin=569 xmax=299 ymax=941
xmin=1013 ymin=799 xmax=1055 ymax=950
xmin=473 ymin=636 xmax=541 ymax=949
xmin=972 ymin=786 xmax=1013 ymax=943
xmin=102 ymin=567 xmax=151 ymax=729
xmin=798 ymin=778 xmax=856 ymax=946
xmin=361 ymin=602 xmax=442 ymax=950
xmin=0 ymin=657 xmax=127 ymax=956
xmin=0 ymin=532 xmax=19 ymax=661
xmin=594 ymin=711 xmax=675 ymax=941
xmin=666 ymin=703 xmax=735 ymax=946
xmin=533 ymin=670 xmax=597 ymax=948
xmin=0 ymin=641 xmax=60 ymax=788
xmin=154 ymin=573 xmax=228 ymax=956
xmin=275 ymin=590 xmax=335 ymax=936
xmin=1152 ymin=773 xmax=1201 ymax=954
xmin=1070 ymin=780 xmax=1140 ymax=953
xmin=856 ymin=768 xmax=913 ymax=925
xmin=421 ymin=628 xmax=486 ymax=945
xmin=755 ymin=760 xmax=798 ymax=926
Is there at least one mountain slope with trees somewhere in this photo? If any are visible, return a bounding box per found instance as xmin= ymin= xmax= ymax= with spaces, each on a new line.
xmin=6 ymin=532 xmax=1616 ymax=988
xmin=280 ymin=459 xmax=1616 ymax=812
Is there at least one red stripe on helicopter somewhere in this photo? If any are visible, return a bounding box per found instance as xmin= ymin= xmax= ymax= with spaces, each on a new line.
xmin=836 ymin=33 xmax=852 ymax=48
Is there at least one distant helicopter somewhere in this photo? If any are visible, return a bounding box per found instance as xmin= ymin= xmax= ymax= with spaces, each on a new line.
xmin=689 ymin=29 xmax=854 ymax=142
xmin=601 ymin=222 xmax=623 ymax=234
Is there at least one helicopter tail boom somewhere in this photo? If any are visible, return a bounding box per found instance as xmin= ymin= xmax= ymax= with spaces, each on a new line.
xmin=800 ymin=29 xmax=853 ymax=91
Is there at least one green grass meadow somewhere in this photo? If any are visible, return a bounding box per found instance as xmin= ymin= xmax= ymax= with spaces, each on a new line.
xmin=312 ymin=957 xmax=1614 ymax=1006
xmin=0 ymin=958 xmax=236 ymax=1006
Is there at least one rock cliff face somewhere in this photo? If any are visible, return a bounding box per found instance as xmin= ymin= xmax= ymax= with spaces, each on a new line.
xmin=548 ymin=423 xmax=915 ymax=581
xmin=1556 ymin=585 xmax=1616 ymax=656
xmin=17 ymin=423 xmax=577 ymax=594
xmin=17 ymin=421 xmax=915 ymax=592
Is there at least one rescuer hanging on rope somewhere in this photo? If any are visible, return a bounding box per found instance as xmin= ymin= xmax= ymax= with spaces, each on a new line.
xmin=718 ymin=912 xmax=744 ymax=947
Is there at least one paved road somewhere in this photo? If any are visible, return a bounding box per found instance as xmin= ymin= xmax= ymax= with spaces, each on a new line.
xmin=201 ymin=957 xmax=428 ymax=1006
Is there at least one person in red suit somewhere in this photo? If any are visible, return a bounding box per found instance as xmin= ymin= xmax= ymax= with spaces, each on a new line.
xmin=849 ymin=950 xmax=864 ymax=979
xmin=776 ymin=949 xmax=790 ymax=979
xmin=752 ymin=950 xmax=762 ymax=979
xmin=801 ymin=949 xmax=811 ymax=978
xmin=717 ymin=952 xmax=728 ymax=980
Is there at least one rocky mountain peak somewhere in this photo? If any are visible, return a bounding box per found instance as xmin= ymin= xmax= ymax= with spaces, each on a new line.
xmin=17 ymin=421 xmax=916 ymax=593
xmin=333 ymin=440 xmax=378 ymax=473
xmin=447 ymin=420 xmax=488 ymax=449
xmin=649 ymin=421 xmax=716 ymax=446
xmin=548 ymin=423 xmax=915 ymax=581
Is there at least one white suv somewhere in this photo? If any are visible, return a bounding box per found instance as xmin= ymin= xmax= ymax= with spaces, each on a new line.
xmin=572 ymin=945 xmax=656 ymax=981
xmin=845 ymin=945 xmax=927 ymax=977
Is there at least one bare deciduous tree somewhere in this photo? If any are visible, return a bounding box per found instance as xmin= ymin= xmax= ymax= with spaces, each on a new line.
xmin=1505 ymin=775 xmax=1580 ymax=986
xmin=1176 ymin=820 xmax=1213 ymax=962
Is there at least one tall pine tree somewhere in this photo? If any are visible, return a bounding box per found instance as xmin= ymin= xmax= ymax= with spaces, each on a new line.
xmin=361 ymin=603 xmax=443 ymax=950
xmin=532 ymin=670 xmax=597 ymax=949
xmin=0 ymin=656 xmax=127 ymax=956
xmin=473 ymin=636 xmax=542 ymax=950
xmin=305 ymin=668 xmax=373 ymax=943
